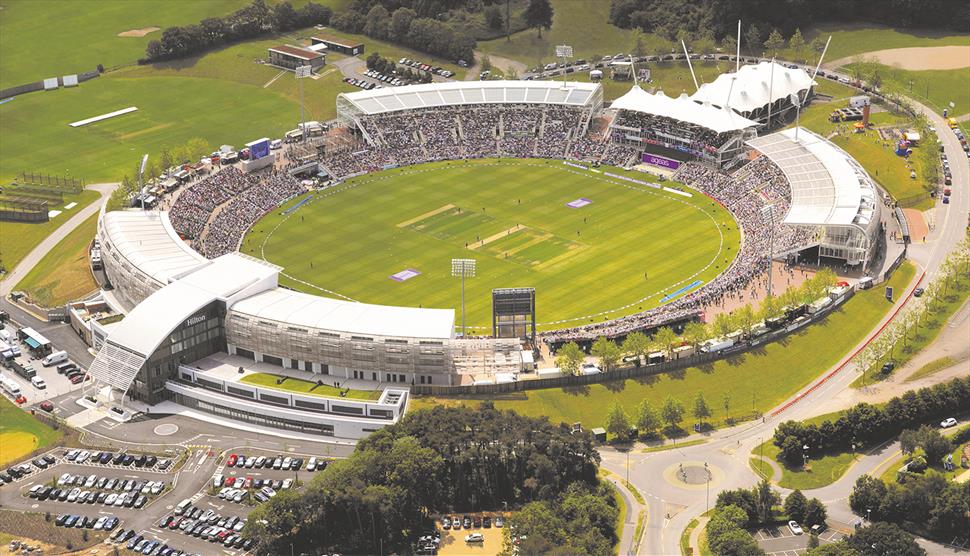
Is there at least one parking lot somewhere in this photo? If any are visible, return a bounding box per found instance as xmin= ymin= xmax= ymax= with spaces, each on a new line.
xmin=0 ymin=321 xmax=88 ymax=407
xmin=754 ymin=524 xmax=845 ymax=555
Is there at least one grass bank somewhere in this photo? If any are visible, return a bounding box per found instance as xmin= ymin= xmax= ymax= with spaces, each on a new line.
xmin=0 ymin=397 xmax=63 ymax=467
xmin=16 ymin=212 xmax=98 ymax=307
xmin=411 ymin=263 xmax=915 ymax=430
xmin=752 ymin=439 xmax=859 ymax=490
xmin=239 ymin=372 xmax=382 ymax=401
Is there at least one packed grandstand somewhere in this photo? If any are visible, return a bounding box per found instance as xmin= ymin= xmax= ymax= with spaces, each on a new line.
xmin=142 ymin=76 xmax=867 ymax=347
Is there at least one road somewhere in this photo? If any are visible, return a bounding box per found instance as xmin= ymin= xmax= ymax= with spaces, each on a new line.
xmin=0 ymin=182 xmax=117 ymax=297
xmin=601 ymin=68 xmax=969 ymax=555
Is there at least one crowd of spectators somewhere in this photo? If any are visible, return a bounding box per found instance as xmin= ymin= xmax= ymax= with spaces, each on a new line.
xmin=169 ymin=167 xmax=305 ymax=259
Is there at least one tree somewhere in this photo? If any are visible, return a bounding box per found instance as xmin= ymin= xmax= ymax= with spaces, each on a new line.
xmin=622 ymin=331 xmax=649 ymax=366
xmin=920 ymin=427 xmax=952 ymax=463
xmin=784 ymin=490 xmax=808 ymax=522
xmin=693 ymin=392 xmax=712 ymax=426
xmin=635 ymin=400 xmax=661 ymax=437
xmin=788 ymin=28 xmax=806 ymax=54
xmin=899 ymin=428 xmax=920 ymax=455
xmin=803 ymin=498 xmax=827 ymax=528
xmin=779 ymin=435 xmax=805 ymax=468
xmin=723 ymin=393 xmax=731 ymax=421
xmin=682 ymin=321 xmax=707 ymax=349
xmin=555 ymin=342 xmax=584 ymax=376
xmin=523 ymin=0 xmax=553 ymax=38
xmin=806 ymin=542 xmax=861 ymax=556
xmin=389 ymin=7 xmax=416 ymax=41
xmin=605 ymin=402 xmax=631 ymax=440
xmin=590 ymin=336 xmax=621 ymax=372
xmin=363 ymin=5 xmax=391 ymax=39
xmin=755 ymin=479 xmax=779 ymax=524
xmin=764 ymin=29 xmax=785 ymax=54
xmin=484 ymin=5 xmax=504 ymax=31
xmin=660 ymin=396 xmax=684 ymax=430
xmin=744 ymin=24 xmax=763 ymax=54
xmin=849 ymin=475 xmax=887 ymax=517
xmin=847 ymin=522 xmax=925 ymax=556
xmin=735 ymin=304 xmax=755 ymax=335
xmin=713 ymin=312 xmax=734 ymax=338
xmin=759 ymin=294 xmax=782 ymax=321
xmin=653 ymin=326 xmax=678 ymax=356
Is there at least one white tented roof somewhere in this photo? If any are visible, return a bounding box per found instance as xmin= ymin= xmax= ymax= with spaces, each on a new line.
xmin=610 ymin=86 xmax=759 ymax=134
xmin=747 ymin=128 xmax=868 ymax=226
xmin=338 ymin=80 xmax=601 ymax=116
xmin=230 ymin=288 xmax=455 ymax=340
xmin=691 ymin=61 xmax=815 ymax=114
xmin=101 ymin=210 xmax=207 ymax=284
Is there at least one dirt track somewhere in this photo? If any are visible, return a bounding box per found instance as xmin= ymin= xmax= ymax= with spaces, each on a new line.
xmin=827 ymin=45 xmax=970 ymax=70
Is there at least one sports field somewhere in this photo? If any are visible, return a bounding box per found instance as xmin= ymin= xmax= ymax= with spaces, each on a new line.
xmin=242 ymin=159 xmax=740 ymax=332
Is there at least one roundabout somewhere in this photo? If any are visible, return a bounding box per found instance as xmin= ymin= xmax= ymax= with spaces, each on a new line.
xmin=242 ymin=159 xmax=740 ymax=332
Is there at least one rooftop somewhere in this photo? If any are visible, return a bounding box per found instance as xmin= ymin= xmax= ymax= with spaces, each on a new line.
xmin=269 ymin=44 xmax=324 ymax=61
xmin=337 ymin=80 xmax=602 ymax=116
xmin=747 ymin=128 xmax=877 ymax=227
xmin=610 ymin=86 xmax=759 ymax=134
xmin=100 ymin=210 xmax=207 ymax=285
xmin=691 ymin=61 xmax=815 ymax=114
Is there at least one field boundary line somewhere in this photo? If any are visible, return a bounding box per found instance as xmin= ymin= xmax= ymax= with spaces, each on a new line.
xmin=263 ymin=70 xmax=286 ymax=88
xmin=396 ymin=203 xmax=455 ymax=227
xmin=468 ymin=224 xmax=526 ymax=249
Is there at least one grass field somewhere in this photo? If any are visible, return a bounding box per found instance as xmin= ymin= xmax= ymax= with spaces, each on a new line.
xmin=410 ymin=262 xmax=916 ymax=429
xmin=752 ymin=439 xmax=858 ymax=490
xmin=243 ymin=159 xmax=739 ymax=331
xmin=0 ymin=397 xmax=63 ymax=467
xmin=15 ymin=212 xmax=99 ymax=308
xmin=239 ymin=372 xmax=382 ymax=400
xmin=906 ymin=356 xmax=960 ymax=383
xmin=0 ymin=189 xmax=100 ymax=274
xmin=843 ymin=63 xmax=970 ymax=117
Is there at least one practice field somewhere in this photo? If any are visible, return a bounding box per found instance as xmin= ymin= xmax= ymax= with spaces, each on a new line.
xmin=243 ymin=159 xmax=740 ymax=332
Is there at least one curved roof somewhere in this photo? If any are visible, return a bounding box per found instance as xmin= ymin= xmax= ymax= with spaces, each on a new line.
xmin=101 ymin=210 xmax=207 ymax=285
xmin=337 ymin=80 xmax=601 ymax=116
xmin=610 ymin=86 xmax=758 ymax=134
xmin=691 ymin=61 xmax=815 ymax=114
xmin=229 ymin=287 xmax=455 ymax=340
xmin=747 ymin=128 xmax=878 ymax=227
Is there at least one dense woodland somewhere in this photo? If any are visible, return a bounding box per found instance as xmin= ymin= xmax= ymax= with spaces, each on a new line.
xmin=609 ymin=0 xmax=970 ymax=41
xmin=244 ymin=404 xmax=602 ymax=554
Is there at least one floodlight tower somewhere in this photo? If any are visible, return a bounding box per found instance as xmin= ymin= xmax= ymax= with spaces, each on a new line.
xmin=761 ymin=204 xmax=776 ymax=298
xmin=451 ymin=258 xmax=477 ymax=336
xmin=138 ymin=153 xmax=149 ymax=211
xmin=295 ymin=65 xmax=312 ymax=143
xmin=555 ymin=44 xmax=573 ymax=89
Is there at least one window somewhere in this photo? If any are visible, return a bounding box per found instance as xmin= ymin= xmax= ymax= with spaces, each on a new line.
xmin=262 ymin=354 xmax=283 ymax=367
xmin=227 ymin=385 xmax=255 ymax=398
xmin=259 ymin=392 xmax=289 ymax=406
xmin=294 ymin=399 xmax=327 ymax=411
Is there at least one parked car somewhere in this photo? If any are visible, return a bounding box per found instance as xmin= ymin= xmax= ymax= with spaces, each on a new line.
xmin=941 ymin=417 xmax=958 ymax=428
xmin=465 ymin=533 xmax=484 ymax=543
xmin=788 ymin=520 xmax=804 ymax=535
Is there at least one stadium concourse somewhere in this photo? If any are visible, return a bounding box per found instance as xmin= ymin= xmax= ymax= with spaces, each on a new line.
xmin=83 ymin=74 xmax=886 ymax=437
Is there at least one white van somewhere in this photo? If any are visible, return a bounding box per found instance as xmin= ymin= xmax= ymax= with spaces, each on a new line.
xmin=0 ymin=329 xmax=11 ymax=342
xmin=270 ymin=139 xmax=283 ymax=150
xmin=0 ymin=376 xmax=22 ymax=396
xmin=43 ymin=350 xmax=68 ymax=367
xmin=31 ymin=376 xmax=46 ymax=390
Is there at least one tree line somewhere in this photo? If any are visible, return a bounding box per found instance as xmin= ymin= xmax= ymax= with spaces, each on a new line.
xmin=503 ymin=481 xmax=620 ymax=555
xmin=244 ymin=404 xmax=601 ymax=554
xmin=140 ymin=0 xmax=334 ymax=63
xmin=850 ymin=471 xmax=969 ymax=542
xmin=771 ymin=376 xmax=970 ymax=468
xmin=608 ymin=0 xmax=968 ymax=45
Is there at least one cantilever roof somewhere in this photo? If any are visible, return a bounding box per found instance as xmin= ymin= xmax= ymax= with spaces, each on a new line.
xmin=230 ymin=288 xmax=455 ymax=340
xmin=337 ymin=80 xmax=601 ymax=116
xmin=610 ymin=86 xmax=759 ymax=134
xmin=691 ymin=61 xmax=815 ymax=114
xmin=747 ymin=128 xmax=874 ymax=226
xmin=101 ymin=210 xmax=207 ymax=285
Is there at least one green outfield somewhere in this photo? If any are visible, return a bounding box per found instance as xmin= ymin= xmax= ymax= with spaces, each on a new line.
xmin=242 ymin=159 xmax=739 ymax=331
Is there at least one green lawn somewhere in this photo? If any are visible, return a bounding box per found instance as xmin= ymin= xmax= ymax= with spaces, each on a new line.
xmin=852 ymin=270 xmax=970 ymax=388
xmin=608 ymin=479 xmax=626 ymax=555
xmin=478 ymin=0 xmax=669 ymax=69
xmin=15 ymin=212 xmax=99 ymax=308
xmin=753 ymin=439 xmax=859 ymax=490
xmin=243 ymin=159 xmax=739 ymax=331
xmin=906 ymin=356 xmax=959 ymax=383
xmin=815 ymin=26 xmax=970 ymax=62
xmin=642 ymin=439 xmax=707 ymax=453
xmin=0 ymin=396 xmax=63 ymax=467
xmin=239 ymin=372 xmax=382 ymax=400
xmin=411 ymin=262 xmax=916 ymax=430
xmin=843 ymin=64 xmax=970 ymax=117
xmin=829 ymin=129 xmax=935 ymax=208
xmin=0 ymin=189 xmax=100 ymax=275
xmin=0 ymin=74 xmax=297 ymax=183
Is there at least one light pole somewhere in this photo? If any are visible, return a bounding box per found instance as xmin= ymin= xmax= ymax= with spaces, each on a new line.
xmin=138 ymin=153 xmax=149 ymax=211
xmin=451 ymin=258 xmax=476 ymax=337
xmin=705 ymin=462 xmax=710 ymax=512
xmin=295 ymin=65 xmax=312 ymax=143
xmin=555 ymin=45 xmax=573 ymax=89
xmin=803 ymin=444 xmax=810 ymax=468
xmin=761 ymin=204 xmax=776 ymax=298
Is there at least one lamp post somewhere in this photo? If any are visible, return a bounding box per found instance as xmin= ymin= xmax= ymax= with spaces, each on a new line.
xmin=295 ymin=65 xmax=312 ymax=143
xmin=138 ymin=153 xmax=149 ymax=211
xmin=761 ymin=204 xmax=776 ymax=298
xmin=803 ymin=444 xmax=810 ymax=468
xmin=451 ymin=258 xmax=476 ymax=337
xmin=705 ymin=462 xmax=711 ymax=512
